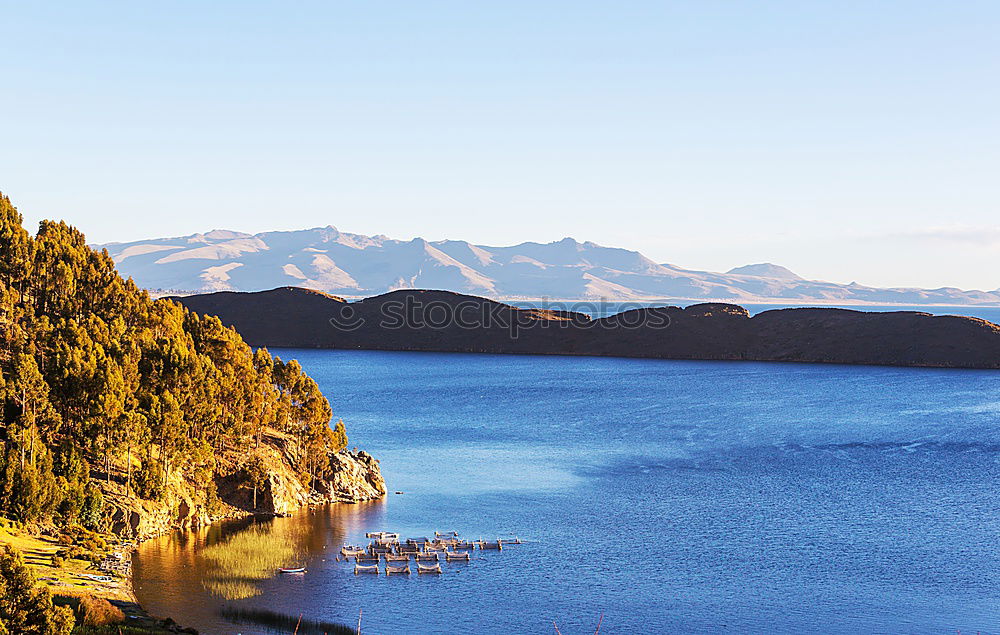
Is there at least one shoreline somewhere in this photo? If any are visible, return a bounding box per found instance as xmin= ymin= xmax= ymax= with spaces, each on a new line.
xmin=153 ymin=289 xmax=1000 ymax=309
xmin=123 ymin=510 xmax=275 ymax=633
xmin=0 ymin=521 xmax=181 ymax=633
xmin=127 ymin=498 xmax=382 ymax=634
xmin=266 ymin=342 xmax=1000 ymax=372
xmin=3 ymin=439 xmax=385 ymax=634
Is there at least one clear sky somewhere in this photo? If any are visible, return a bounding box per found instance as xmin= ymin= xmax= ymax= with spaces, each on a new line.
xmin=1 ymin=1 xmax=998 ymax=290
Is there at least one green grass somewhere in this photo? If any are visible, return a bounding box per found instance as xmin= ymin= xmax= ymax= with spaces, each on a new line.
xmin=0 ymin=521 xmax=131 ymax=602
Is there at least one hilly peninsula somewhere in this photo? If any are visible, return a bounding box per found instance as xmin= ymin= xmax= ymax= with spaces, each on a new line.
xmin=173 ymin=287 xmax=1000 ymax=369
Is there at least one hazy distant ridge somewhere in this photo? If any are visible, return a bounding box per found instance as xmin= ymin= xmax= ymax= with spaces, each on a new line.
xmin=97 ymin=227 xmax=1000 ymax=304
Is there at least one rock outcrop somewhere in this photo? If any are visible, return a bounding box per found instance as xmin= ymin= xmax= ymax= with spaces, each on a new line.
xmin=321 ymin=450 xmax=385 ymax=502
xmin=104 ymin=492 xmax=183 ymax=541
xmin=173 ymin=287 xmax=1000 ymax=369
xmin=101 ymin=429 xmax=385 ymax=540
xmin=216 ymin=430 xmax=386 ymax=516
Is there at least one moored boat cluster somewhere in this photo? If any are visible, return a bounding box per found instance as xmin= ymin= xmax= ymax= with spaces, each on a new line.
xmin=342 ymin=531 xmax=521 ymax=576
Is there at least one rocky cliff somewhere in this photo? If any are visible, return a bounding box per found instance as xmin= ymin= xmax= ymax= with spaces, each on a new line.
xmin=101 ymin=429 xmax=385 ymax=540
xmin=173 ymin=287 xmax=1000 ymax=369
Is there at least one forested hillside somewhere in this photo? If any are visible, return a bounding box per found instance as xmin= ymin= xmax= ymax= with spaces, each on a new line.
xmin=0 ymin=192 xmax=348 ymax=531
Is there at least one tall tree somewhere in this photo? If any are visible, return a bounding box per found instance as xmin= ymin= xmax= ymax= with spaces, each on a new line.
xmin=0 ymin=194 xmax=33 ymax=302
xmin=251 ymin=347 xmax=279 ymax=448
xmin=146 ymin=391 xmax=184 ymax=492
xmin=91 ymin=360 xmax=126 ymax=484
xmin=7 ymin=354 xmax=55 ymax=468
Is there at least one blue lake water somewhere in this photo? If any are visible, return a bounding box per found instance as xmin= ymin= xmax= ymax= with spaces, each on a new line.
xmin=134 ymin=350 xmax=1000 ymax=634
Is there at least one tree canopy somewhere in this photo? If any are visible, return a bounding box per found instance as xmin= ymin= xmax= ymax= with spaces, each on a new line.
xmin=0 ymin=192 xmax=347 ymax=527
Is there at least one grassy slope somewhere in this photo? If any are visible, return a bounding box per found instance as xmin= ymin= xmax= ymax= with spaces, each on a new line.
xmin=0 ymin=520 xmax=176 ymax=633
xmin=0 ymin=520 xmax=132 ymax=602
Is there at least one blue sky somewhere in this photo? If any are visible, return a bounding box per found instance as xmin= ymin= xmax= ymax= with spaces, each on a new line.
xmin=1 ymin=1 xmax=998 ymax=290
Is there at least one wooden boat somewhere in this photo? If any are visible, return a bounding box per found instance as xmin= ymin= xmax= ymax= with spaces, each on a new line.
xmin=355 ymin=555 xmax=379 ymax=564
xmin=80 ymin=574 xmax=113 ymax=582
xmin=499 ymin=536 xmax=522 ymax=545
xmin=417 ymin=563 xmax=443 ymax=574
xmin=385 ymin=564 xmax=411 ymax=575
xmin=384 ymin=554 xmax=409 ymax=562
xmin=477 ymin=540 xmax=503 ymax=550
xmin=445 ymin=551 xmax=471 ymax=561
xmin=453 ymin=541 xmax=476 ymax=550
xmin=340 ymin=545 xmax=365 ymax=556
xmin=415 ymin=553 xmax=439 ymax=562
xmin=435 ymin=530 xmax=459 ymax=537
xmin=354 ymin=564 xmax=379 ymax=575
xmin=279 ymin=567 xmax=306 ymax=574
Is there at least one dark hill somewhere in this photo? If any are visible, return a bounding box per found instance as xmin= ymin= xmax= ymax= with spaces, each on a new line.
xmin=172 ymin=287 xmax=1000 ymax=369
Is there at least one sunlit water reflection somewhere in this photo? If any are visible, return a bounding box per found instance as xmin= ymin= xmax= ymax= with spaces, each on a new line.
xmin=135 ymin=351 xmax=1000 ymax=634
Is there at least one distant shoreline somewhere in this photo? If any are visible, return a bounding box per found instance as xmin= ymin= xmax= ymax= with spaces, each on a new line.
xmin=151 ymin=287 xmax=1000 ymax=309
xmin=172 ymin=287 xmax=1000 ymax=370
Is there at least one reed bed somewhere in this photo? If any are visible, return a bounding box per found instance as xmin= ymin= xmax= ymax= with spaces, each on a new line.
xmin=201 ymin=527 xmax=300 ymax=600
xmin=220 ymin=607 xmax=354 ymax=635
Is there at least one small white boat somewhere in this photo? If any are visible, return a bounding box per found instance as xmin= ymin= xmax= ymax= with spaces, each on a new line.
xmin=279 ymin=567 xmax=306 ymax=574
xmin=80 ymin=574 xmax=113 ymax=582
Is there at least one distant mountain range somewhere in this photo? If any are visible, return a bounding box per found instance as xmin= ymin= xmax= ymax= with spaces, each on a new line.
xmin=96 ymin=227 xmax=1000 ymax=305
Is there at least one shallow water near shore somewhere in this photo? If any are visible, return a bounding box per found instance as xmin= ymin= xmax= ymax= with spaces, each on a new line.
xmin=134 ymin=350 xmax=1000 ymax=634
